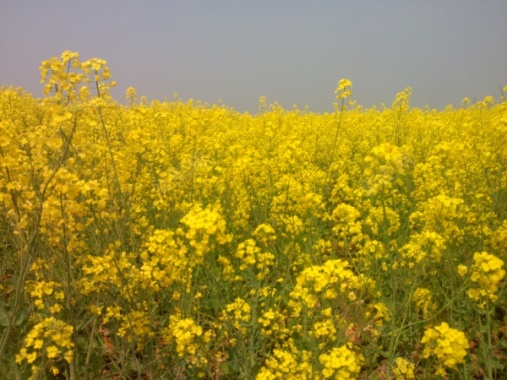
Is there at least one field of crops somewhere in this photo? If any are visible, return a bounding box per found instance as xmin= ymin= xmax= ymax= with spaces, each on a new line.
xmin=1 ymin=51 xmax=506 ymax=379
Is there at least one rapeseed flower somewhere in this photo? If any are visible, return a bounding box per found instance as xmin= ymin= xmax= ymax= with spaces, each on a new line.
xmin=3 ymin=51 xmax=507 ymax=379
xmin=412 ymin=287 xmax=437 ymax=319
xmin=257 ymin=343 xmax=313 ymax=379
xmin=221 ymin=297 xmax=251 ymax=334
xmin=421 ymin=322 xmax=468 ymax=376
xmin=390 ymin=357 xmax=415 ymax=379
xmin=163 ymin=315 xmax=210 ymax=366
xmin=16 ymin=317 xmax=74 ymax=379
xmin=319 ymin=343 xmax=363 ymax=379
xmin=467 ymin=251 xmax=505 ymax=307
xmin=335 ymin=79 xmax=353 ymax=100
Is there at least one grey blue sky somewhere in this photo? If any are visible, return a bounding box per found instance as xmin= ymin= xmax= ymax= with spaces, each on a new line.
xmin=1 ymin=1 xmax=506 ymax=113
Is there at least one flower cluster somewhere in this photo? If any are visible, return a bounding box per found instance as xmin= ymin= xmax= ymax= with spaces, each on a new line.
xmin=39 ymin=50 xmax=116 ymax=103
xmin=221 ymin=297 xmax=252 ymax=335
xmin=25 ymin=260 xmax=66 ymax=315
xmin=162 ymin=315 xmax=210 ymax=366
xmin=466 ymin=251 xmax=505 ymax=307
xmin=390 ymin=357 xmax=415 ymax=379
xmin=258 ymin=308 xmax=289 ymax=340
xmin=331 ymin=204 xmax=364 ymax=252
xmin=16 ymin=317 xmax=74 ymax=378
xmin=235 ymin=238 xmax=275 ymax=280
xmin=177 ymin=203 xmax=232 ymax=262
xmin=335 ymin=78 xmax=353 ymax=100
xmin=257 ymin=340 xmax=313 ymax=380
xmin=289 ymin=259 xmax=366 ymax=316
xmin=319 ymin=344 xmax=363 ymax=379
xmin=412 ymin=287 xmax=437 ymax=319
xmin=140 ymin=229 xmax=188 ymax=291
xmin=421 ymin=322 xmax=469 ymax=376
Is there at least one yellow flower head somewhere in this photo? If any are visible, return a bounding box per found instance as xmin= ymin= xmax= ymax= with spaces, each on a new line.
xmin=335 ymin=78 xmax=353 ymax=100
xmin=421 ymin=322 xmax=468 ymax=375
xmin=467 ymin=251 xmax=505 ymax=306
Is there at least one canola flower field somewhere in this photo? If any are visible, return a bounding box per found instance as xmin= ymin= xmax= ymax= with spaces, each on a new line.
xmin=0 ymin=51 xmax=506 ymax=379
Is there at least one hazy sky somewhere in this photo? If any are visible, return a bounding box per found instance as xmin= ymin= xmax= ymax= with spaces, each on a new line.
xmin=1 ymin=1 xmax=506 ymax=113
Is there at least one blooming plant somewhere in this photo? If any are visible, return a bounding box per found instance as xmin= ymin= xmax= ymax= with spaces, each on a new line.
xmin=421 ymin=322 xmax=469 ymax=377
xmin=0 ymin=51 xmax=505 ymax=378
xmin=467 ymin=251 xmax=505 ymax=307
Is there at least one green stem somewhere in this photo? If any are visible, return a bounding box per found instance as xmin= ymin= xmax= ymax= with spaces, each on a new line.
xmin=323 ymin=98 xmax=345 ymax=198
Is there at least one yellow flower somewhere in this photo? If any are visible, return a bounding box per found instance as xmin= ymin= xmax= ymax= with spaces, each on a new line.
xmin=367 ymin=302 xmax=391 ymax=326
xmin=26 ymin=351 xmax=38 ymax=364
xmin=412 ymin=288 xmax=437 ymax=319
xmin=335 ymin=78 xmax=353 ymax=100
xmin=16 ymin=316 xmax=74 ymax=374
xmin=63 ymin=350 xmax=74 ymax=364
xmin=46 ymin=345 xmax=60 ymax=359
xmin=163 ymin=315 xmax=208 ymax=366
xmin=222 ymin=297 xmax=251 ymax=333
xmin=390 ymin=357 xmax=415 ymax=379
xmin=457 ymin=264 xmax=468 ymax=277
xmin=257 ymin=343 xmax=313 ymax=379
xmin=467 ymin=251 xmax=505 ymax=306
xmin=421 ymin=322 xmax=468 ymax=375
xmin=319 ymin=344 xmax=363 ymax=379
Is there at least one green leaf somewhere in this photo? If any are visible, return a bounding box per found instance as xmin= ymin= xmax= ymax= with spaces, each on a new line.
xmin=15 ymin=307 xmax=29 ymax=327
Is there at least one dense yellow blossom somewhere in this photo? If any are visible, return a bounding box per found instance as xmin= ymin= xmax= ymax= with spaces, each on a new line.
xmin=162 ymin=315 xmax=210 ymax=366
xmin=319 ymin=344 xmax=363 ymax=379
xmin=421 ymin=322 xmax=469 ymax=376
xmin=16 ymin=317 xmax=74 ymax=379
xmin=235 ymin=238 xmax=275 ymax=279
xmin=390 ymin=357 xmax=415 ymax=379
xmin=2 ymin=51 xmax=506 ymax=379
xmin=289 ymin=259 xmax=368 ymax=316
xmin=467 ymin=251 xmax=505 ymax=307
xmin=257 ymin=342 xmax=313 ymax=379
